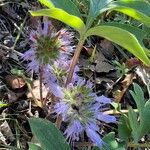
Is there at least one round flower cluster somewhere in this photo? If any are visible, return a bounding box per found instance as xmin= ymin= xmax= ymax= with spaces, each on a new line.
xmin=54 ymin=79 xmax=116 ymax=147
xmin=23 ymin=20 xmax=116 ymax=148
xmin=22 ymin=20 xmax=74 ymax=97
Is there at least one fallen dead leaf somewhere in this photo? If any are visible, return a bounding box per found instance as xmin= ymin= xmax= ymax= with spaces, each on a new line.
xmin=0 ymin=121 xmax=15 ymax=143
xmin=27 ymin=80 xmax=48 ymax=100
xmin=95 ymin=50 xmax=115 ymax=73
xmin=113 ymin=73 xmax=136 ymax=102
xmin=100 ymin=39 xmax=114 ymax=59
xmin=136 ymin=66 xmax=150 ymax=85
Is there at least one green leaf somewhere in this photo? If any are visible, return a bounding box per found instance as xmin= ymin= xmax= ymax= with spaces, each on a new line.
xmin=144 ymin=47 xmax=150 ymax=58
xmin=100 ymin=23 xmax=147 ymax=41
xmin=85 ymin=25 xmax=150 ymax=66
xmin=130 ymin=83 xmax=145 ymax=116
xmin=39 ymin=0 xmax=81 ymax=18
xmin=139 ymin=100 xmax=150 ymax=139
xmin=111 ymin=102 xmax=120 ymax=110
xmin=28 ymin=142 xmax=43 ymax=150
xmin=29 ymin=118 xmax=71 ymax=150
xmin=30 ymin=8 xmax=85 ymax=34
xmin=100 ymin=22 xmax=150 ymax=60
xmin=110 ymin=0 xmax=150 ymax=28
xmin=11 ymin=68 xmax=24 ymax=76
xmin=128 ymin=107 xmax=140 ymax=143
xmin=38 ymin=0 xmax=54 ymax=8
xmin=129 ymin=83 xmax=150 ymax=141
xmin=92 ymin=132 xmax=126 ymax=150
xmin=86 ymin=0 xmax=113 ymax=27
xmin=118 ymin=115 xmax=131 ymax=142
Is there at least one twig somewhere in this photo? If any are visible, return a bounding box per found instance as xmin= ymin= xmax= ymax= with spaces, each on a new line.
xmin=0 ymin=43 xmax=23 ymax=57
xmin=128 ymin=142 xmax=150 ymax=148
xmin=103 ymin=109 xmax=138 ymax=115
xmin=65 ymin=39 xmax=85 ymax=86
xmin=74 ymin=142 xmax=94 ymax=147
xmin=39 ymin=66 xmax=43 ymax=104
xmin=74 ymin=142 xmax=150 ymax=148
xmin=12 ymin=13 xmax=28 ymax=49
xmin=55 ymin=115 xmax=63 ymax=129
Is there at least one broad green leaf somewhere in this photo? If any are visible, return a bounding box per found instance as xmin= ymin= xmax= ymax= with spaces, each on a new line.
xmin=130 ymin=84 xmax=150 ymax=140
xmin=144 ymin=47 xmax=150 ymax=58
xmin=30 ymin=8 xmax=85 ymax=34
xmin=28 ymin=142 xmax=43 ymax=150
xmin=99 ymin=22 xmax=150 ymax=59
xmin=110 ymin=0 xmax=150 ymax=28
xmin=86 ymin=0 xmax=113 ymax=28
xmin=85 ymin=25 xmax=150 ymax=66
xmin=38 ymin=0 xmax=54 ymax=8
xmin=139 ymin=100 xmax=150 ymax=139
xmin=128 ymin=107 xmax=140 ymax=143
xmin=29 ymin=118 xmax=71 ymax=150
xmin=130 ymin=83 xmax=145 ymax=115
xmin=100 ymin=23 xmax=147 ymax=41
xmin=92 ymin=132 xmax=126 ymax=150
xmin=118 ymin=115 xmax=131 ymax=142
xmin=38 ymin=0 xmax=81 ymax=18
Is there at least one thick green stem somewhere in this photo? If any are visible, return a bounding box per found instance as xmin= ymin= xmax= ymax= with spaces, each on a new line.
xmin=65 ymin=39 xmax=85 ymax=86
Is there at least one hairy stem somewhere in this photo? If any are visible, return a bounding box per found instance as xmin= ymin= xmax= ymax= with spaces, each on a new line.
xmin=39 ymin=66 xmax=43 ymax=103
xmin=65 ymin=39 xmax=85 ymax=86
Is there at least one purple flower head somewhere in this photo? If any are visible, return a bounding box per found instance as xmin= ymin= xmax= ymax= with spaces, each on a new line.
xmin=51 ymin=59 xmax=79 ymax=85
xmin=42 ymin=65 xmax=63 ymax=98
xmin=22 ymin=20 xmax=74 ymax=98
xmin=53 ymin=78 xmax=116 ymax=147
xmin=22 ymin=20 xmax=74 ymax=69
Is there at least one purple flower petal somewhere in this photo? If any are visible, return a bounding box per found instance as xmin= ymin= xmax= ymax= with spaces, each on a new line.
xmin=49 ymin=82 xmax=63 ymax=98
xmin=87 ymin=121 xmax=99 ymax=131
xmin=87 ymin=81 xmax=93 ymax=88
xmin=86 ymin=127 xmax=103 ymax=147
xmin=54 ymin=101 xmax=69 ymax=120
xmin=97 ymin=113 xmax=116 ymax=123
xmin=27 ymin=59 xmax=40 ymax=73
xmin=96 ymin=95 xmax=111 ymax=104
xmin=42 ymin=65 xmax=64 ymax=98
xmin=64 ymin=120 xmax=83 ymax=141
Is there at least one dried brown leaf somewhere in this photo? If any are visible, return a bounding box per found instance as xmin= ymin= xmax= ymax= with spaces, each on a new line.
xmin=27 ymin=80 xmax=48 ymax=100
xmin=5 ymin=75 xmax=26 ymax=89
